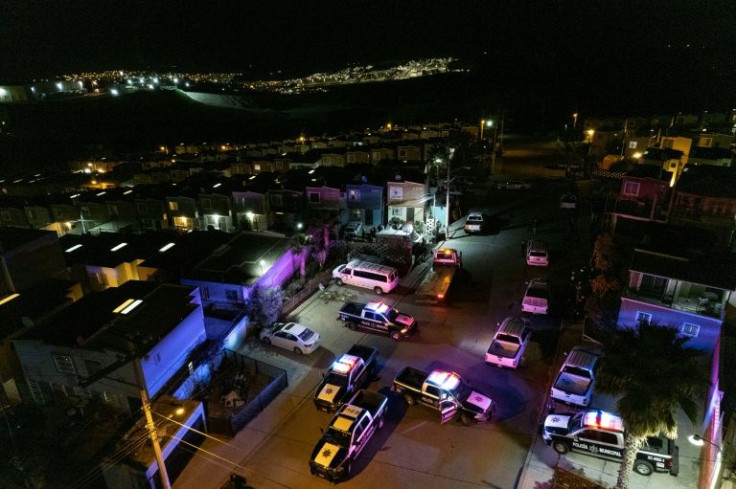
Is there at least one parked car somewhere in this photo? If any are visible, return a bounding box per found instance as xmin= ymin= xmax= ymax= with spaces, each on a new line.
xmin=521 ymin=279 xmax=550 ymax=315
xmin=497 ymin=180 xmax=531 ymax=190
xmin=463 ymin=211 xmax=487 ymax=234
xmin=343 ymin=221 xmax=363 ymax=241
xmin=560 ymin=193 xmax=578 ymax=209
xmin=485 ymin=316 xmax=532 ymax=368
xmin=526 ymin=240 xmax=549 ymax=267
xmin=260 ymin=322 xmax=321 ymax=355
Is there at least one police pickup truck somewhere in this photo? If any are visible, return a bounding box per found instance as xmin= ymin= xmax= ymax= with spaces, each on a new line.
xmin=309 ymin=389 xmax=388 ymax=482
xmin=541 ymin=409 xmax=679 ymax=477
xmin=313 ymin=344 xmax=379 ymax=412
xmin=414 ymin=247 xmax=462 ymax=304
xmin=337 ymin=301 xmax=417 ymax=341
xmin=392 ymin=367 xmax=495 ymax=425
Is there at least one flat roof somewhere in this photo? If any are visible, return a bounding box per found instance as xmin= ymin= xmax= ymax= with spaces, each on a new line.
xmin=18 ymin=281 xmax=198 ymax=352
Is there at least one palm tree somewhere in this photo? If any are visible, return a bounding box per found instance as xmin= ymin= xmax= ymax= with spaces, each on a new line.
xmin=425 ymin=142 xmax=450 ymax=182
xmin=596 ymin=323 xmax=706 ymax=488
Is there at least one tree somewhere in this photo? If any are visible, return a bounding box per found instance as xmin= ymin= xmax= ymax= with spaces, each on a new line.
xmin=592 ymin=233 xmax=618 ymax=273
xmin=248 ymin=285 xmax=284 ymax=327
xmin=596 ymin=323 xmax=706 ymax=489
xmin=289 ymin=232 xmax=309 ymax=282
xmin=426 ymin=142 xmax=450 ymax=181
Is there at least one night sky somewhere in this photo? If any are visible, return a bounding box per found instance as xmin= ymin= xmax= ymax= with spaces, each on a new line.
xmin=2 ymin=0 xmax=734 ymax=86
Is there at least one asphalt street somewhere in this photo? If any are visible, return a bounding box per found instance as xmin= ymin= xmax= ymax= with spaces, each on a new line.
xmin=174 ymin=140 xmax=702 ymax=489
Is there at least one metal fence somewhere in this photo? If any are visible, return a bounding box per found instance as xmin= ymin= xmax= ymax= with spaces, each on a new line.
xmin=280 ymin=270 xmax=332 ymax=317
xmin=208 ymin=351 xmax=288 ymax=436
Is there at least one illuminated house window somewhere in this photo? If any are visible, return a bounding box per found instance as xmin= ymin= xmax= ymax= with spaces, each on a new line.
xmin=348 ymin=189 xmax=360 ymax=201
xmin=682 ymin=323 xmax=700 ymax=337
xmin=53 ymin=354 xmax=76 ymax=374
xmin=635 ymin=311 xmax=652 ymax=325
xmin=628 ymin=141 xmax=638 ymax=148
xmin=168 ymin=201 xmax=179 ymax=211
xmin=622 ymin=182 xmax=640 ymax=196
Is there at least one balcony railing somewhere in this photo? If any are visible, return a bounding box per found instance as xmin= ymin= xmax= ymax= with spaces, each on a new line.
xmin=625 ymin=287 xmax=724 ymax=320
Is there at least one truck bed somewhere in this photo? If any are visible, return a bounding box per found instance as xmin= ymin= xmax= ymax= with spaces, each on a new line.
xmin=393 ymin=366 xmax=428 ymax=391
xmin=487 ymin=339 xmax=520 ymax=359
xmin=339 ymin=302 xmax=366 ymax=317
xmin=347 ymin=389 xmax=387 ymax=415
xmin=553 ymin=371 xmax=592 ymax=396
xmin=415 ymin=266 xmax=456 ymax=301
xmin=346 ymin=344 xmax=378 ymax=363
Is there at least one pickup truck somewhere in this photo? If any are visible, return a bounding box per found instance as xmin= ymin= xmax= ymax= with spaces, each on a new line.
xmin=309 ymin=389 xmax=388 ymax=482
xmin=392 ymin=367 xmax=495 ymax=424
xmin=415 ymin=247 xmax=462 ymax=304
xmin=337 ymin=301 xmax=417 ymax=341
xmin=485 ymin=316 xmax=532 ymax=369
xmin=541 ymin=409 xmax=679 ymax=477
xmin=550 ymin=345 xmax=601 ymax=409
xmin=313 ymin=344 xmax=379 ymax=412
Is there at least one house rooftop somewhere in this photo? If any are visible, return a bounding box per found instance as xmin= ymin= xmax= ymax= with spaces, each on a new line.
xmin=0 ymin=227 xmax=58 ymax=252
xmin=676 ymin=166 xmax=736 ymax=198
xmin=18 ymin=281 xmax=199 ymax=352
xmin=185 ymin=232 xmax=291 ymax=285
xmin=0 ymin=278 xmax=79 ymax=341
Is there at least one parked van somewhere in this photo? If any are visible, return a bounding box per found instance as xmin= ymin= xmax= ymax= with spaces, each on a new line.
xmin=332 ymin=260 xmax=400 ymax=295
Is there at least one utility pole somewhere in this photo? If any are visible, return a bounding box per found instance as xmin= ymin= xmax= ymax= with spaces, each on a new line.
xmin=133 ymin=356 xmax=171 ymax=489
xmin=445 ymin=158 xmax=451 ymax=240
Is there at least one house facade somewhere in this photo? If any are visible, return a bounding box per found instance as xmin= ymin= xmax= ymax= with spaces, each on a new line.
xmin=618 ymin=248 xmax=734 ymax=352
xmin=345 ymin=183 xmax=384 ymax=229
xmin=386 ymin=180 xmax=428 ymax=226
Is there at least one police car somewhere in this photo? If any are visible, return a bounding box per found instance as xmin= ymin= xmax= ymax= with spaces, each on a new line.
xmin=541 ymin=410 xmax=679 ymax=476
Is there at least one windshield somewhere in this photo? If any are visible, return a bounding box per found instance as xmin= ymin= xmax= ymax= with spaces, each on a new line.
xmin=467 ymin=216 xmax=483 ymax=222
xmin=323 ymin=373 xmax=349 ymax=386
xmin=569 ymin=412 xmax=585 ymax=431
xmin=323 ymin=427 xmax=351 ymax=448
xmin=449 ymin=380 xmax=472 ymax=402
xmin=385 ymin=308 xmax=399 ymax=321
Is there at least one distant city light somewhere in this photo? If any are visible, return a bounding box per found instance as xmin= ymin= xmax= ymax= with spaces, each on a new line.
xmin=56 ymin=82 xmax=63 ymax=91
xmin=110 ymin=88 xmax=119 ymax=96
xmin=173 ymin=77 xmax=179 ymax=84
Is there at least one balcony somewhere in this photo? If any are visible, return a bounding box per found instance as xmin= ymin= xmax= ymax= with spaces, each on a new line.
xmin=625 ymin=286 xmax=724 ymax=320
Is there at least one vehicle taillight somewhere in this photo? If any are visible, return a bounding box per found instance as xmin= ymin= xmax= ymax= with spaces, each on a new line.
xmin=665 ymin=459 xmax=673 ymax=468
xmin=437 ymin=293 xmax=444 ymax=299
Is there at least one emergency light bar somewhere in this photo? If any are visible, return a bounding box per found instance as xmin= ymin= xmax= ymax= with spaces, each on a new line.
xmin=332 ymin=354 xmax=360 ymax=374
xmin=583 ymin=410 xmax=624 ymax=432
xmin=427 ymin=370 xmax=461 ymax=390
xmin=365 ymin=301 xmax=390 ymax=314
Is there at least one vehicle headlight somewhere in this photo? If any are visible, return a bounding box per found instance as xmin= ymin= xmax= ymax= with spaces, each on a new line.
xmin=400 ymin=327 xmax=409 ymax=334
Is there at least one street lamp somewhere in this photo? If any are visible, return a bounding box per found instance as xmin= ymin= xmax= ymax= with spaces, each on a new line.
xmin=688 ymin=434 xmax=721 ymax=451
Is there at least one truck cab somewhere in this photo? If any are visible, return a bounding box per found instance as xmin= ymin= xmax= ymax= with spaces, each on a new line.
xmin=310 ymin=390 xmax=388 ymax=482
xmin=541 ymin=410 xmax=679 ymax=477
xmin=393 ymin=367 xmax=495 ymax=424
xmin=314 ymin=345 xmax=378 ymax=412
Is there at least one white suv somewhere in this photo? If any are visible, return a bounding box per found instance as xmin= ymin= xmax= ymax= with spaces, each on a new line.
xmin=522 ymin=279 xmax=550 ymax=315
xmin=526 ymin=240 xmax=549 ymax=266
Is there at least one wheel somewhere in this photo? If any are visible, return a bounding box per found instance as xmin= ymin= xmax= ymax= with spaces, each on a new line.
xmin=633 ymin=460 xmax=654 ymax=476
xmin=347 ymin=322 xmax=357 ymax=331
xmin=390 ymin=331 xmax=401 ymax=341
xmin=460 ymin=412 xmax=470 ymax=426
xmin=377 ymin=416 xmax=385 ymax=429
xmin=374 ymin=286 xmax=383 ymax=295
xmin=403 ymin=393 xmax=416 ymax=406
xmin=293 ymin=347 xmax=303 ymax=355
xmin=260 ymin=337 xmax=271 ymax=345
xmin=335 ymin=278 xmax=343 ymax=286
xmin=552 ymin=442 xmax=570 ymax=454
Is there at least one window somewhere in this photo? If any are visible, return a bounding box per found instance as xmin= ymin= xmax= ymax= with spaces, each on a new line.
xmin=622 ymin=181 xmax=640 ymax=196
xmin=85 ymin=359 xmax=102 ymax=375
xmin=635 ymin=311 xmax=652 ymax=325
xmin=168 ymin=201 xmax=178 ymax=211
xmin=200 ymin=198 xmax=212 ymax=210
xmin=682 ymin=323 xmax=700 ymax=337
xmin=102 ymin=391 xmax=121 ymax=406
xmin=700 ymin=137 xmax=713 ymax=147
xmin=662 ymin=139 xmax=674 ymax=149
xmin=270 ymin=194 xmax=283 ymax=206
xmin=308 ymin=192 xmax=320 ymax=203
xmin=254 ymin=164 xmax=261 ymax=171
xmin=425 ymin=385 xmax=440 ymax=398
xmin=628 ymin=141 xmax=638 ymax=149
xmin=598 ymin=432 xmax=620 ymax=445
xmin=226 ymin=289 xmax=239 ymax=301
xmin=348 ymin=189 xmax=361 ymax=201
xmin=389 ymin=187 xmax=403 ymax=199
xmin=53 ymin=354 xmax=76 ymax=374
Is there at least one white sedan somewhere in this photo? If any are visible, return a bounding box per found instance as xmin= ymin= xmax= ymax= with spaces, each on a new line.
xmin=497 ymin=180 xmax=532 ymax=190
xmin=260 ymin=322 xmax=321 ymax=355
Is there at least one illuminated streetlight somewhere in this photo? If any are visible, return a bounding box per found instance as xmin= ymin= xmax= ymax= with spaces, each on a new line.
xmin=688 ymin=434 xmax=721 ymax=451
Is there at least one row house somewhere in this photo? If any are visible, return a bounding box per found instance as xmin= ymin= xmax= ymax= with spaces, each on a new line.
xmin=668 ymin=167 xmax=736 ymax=249
xmin=346 ymin=150 xmax=371 ymax=165
xmin=608 ymin=166 xmax=671 ymax=233
xmin=268 ymin=188 xmax=303 ymax=231
xmin=619 ymin=246 xmax=734 ymax=352
xmin=136 ymin=196 xmax=169 ymax=232
xmin=319 ymin=152 xmax=346 ymax=167
xmin=660 ymin=135 xmax=693 ymax=163
xmin=688 ymin=147 xmax=734 ymax=168
xmin=304 ymin=185 xmax=345 ymax=229
xmin=371 ymin=147 xmax=395 ymax=164
xmin=345 ymin=183 xmax=384 ymax=228
xmin=166 ymin=193 xmax=198 ymax=232
xmin=387 ymin=180 xmax=428 ymax=226
xmin=13 ymin=281 xmax=205 ymax=413
xmin=198 ymin=191 xmax=234 ymax=232
xmin=397 ymin=145 xmax=422 ymax=162
xmin=0 ymin=199 xmax=31 ymax=228
xmin=696 ymin=132 xmax=734 ymax=150
xmin=233 ymin=189 xmax=270 ymax=232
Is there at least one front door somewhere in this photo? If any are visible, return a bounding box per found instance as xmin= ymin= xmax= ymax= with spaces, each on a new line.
xmin=440 ymin=400 xmax=458 ymax=424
